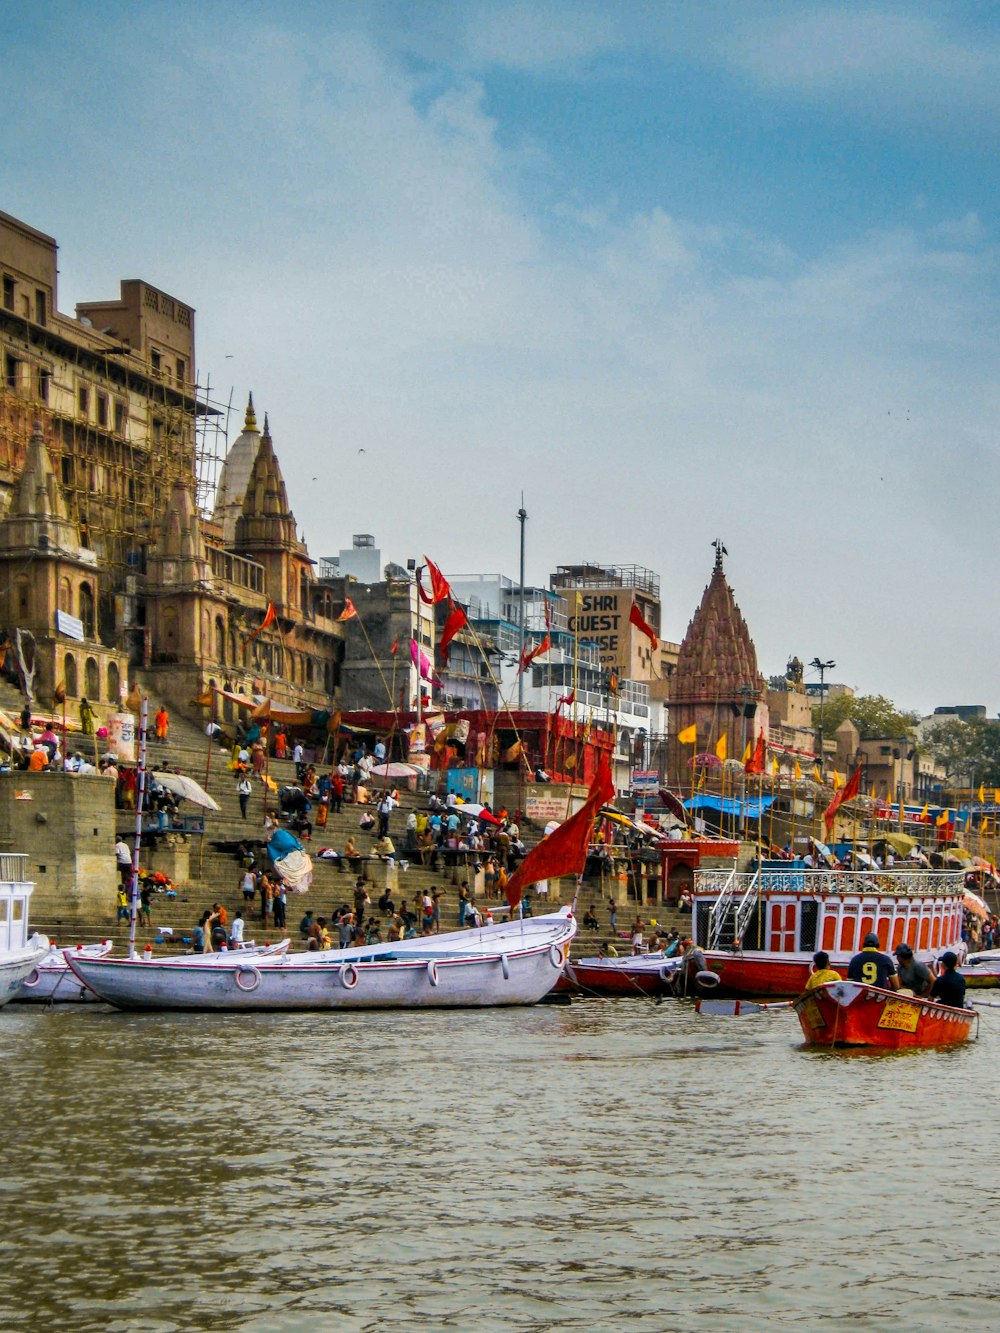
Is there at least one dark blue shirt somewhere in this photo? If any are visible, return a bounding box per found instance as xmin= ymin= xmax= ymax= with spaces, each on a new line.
xmin=847 ymin=948 xmax=896 ymax=989
xmin=930 ymin=970 xmax=967 ymax=1009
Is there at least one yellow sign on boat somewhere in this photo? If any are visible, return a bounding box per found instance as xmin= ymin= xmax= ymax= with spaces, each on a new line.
xmin=800 ymin=997 xmax=826 ymax=1030
xmin=876 ymin=998 xmax=920 ymax=1033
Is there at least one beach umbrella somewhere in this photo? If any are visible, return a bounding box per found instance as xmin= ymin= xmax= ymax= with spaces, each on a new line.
xmin=883 ymin=832 xmax=916 ymax=856
xmin=151 ymin=771 xmax=220 ymax=811
xmin=371 ymin=761 xmax=421 ymax=779
xmin=964 ymin=888 xmax=989 ymax=919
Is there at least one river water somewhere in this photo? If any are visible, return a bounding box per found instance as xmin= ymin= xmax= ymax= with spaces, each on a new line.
xmin=1 ymin=998 xmax=997 ymax=1331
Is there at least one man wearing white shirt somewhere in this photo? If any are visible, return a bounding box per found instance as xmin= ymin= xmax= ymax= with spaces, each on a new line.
xmin=229 ymin=911 xmax=245 ymax=948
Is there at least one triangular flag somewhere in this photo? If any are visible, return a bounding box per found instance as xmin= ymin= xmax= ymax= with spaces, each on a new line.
xmin=812 ymin=765 xmax=822 ymax=783
xmin=833 ymin=770 xmax=843 ymax=791
xmin=870 ymin=785 xmax=876 ymax=800
xmin=794 ymin=760 xmax=803 ymax=781
xmin=741 ymin=742 xmax=751 ymax=764
xmin=823 ymin=766 xmax=862 ymax=833
xmin=745 ymin=733 xmax=765 ymax=775
xmin=771 ymin=755 xmax=779 ymax=775
xmin=390 ymin=637 xmax=399 ymax=656
xmin=978 ymin=782 xmax=985 ymax=804
xmin=677 ymin=724 xmax=697 ymax=745
xmin=919 ymin=803 xmax=928 ymax=818
xmin=556 ymin=689 xmax=575 ymax=710
xmin=337 ymin=598 xmax=358 ymax=622
xmin=628 ymin=602 xmax=658 ymax=650
xmin=715 ymin=733 xmax=727 ymax=762
xmin=243 ymin=601 xmax=277 ymax=647
xmin=518 ymin=634 xmax=551 ymax=673
xmin=438 ymin=603 xmax=468 ymax=666
xmin=418 ymin=556 xmax=451 ymax=605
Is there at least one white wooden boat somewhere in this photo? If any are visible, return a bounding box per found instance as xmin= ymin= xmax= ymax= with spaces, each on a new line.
xmin=66 ymin=911 xmax=577 ymax=1011
xmin=13 ymin=938 xmax=290 ymax=1002
xmin=0 ymin=854 xmax=50 ymax=1007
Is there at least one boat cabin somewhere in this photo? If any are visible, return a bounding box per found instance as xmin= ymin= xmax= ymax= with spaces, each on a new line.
xmin=0 ymin=854 xmax=34 ymax=954
xmin=693 ymin=864 xmax=966 ymax=957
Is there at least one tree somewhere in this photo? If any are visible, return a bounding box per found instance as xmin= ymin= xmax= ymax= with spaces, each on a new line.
xmin=812 ymin=693 xmax=919 ymax=741
xmin=922 ymin=717 xmax=1000 ymax=785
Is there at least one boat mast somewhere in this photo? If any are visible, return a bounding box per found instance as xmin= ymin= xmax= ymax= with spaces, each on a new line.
xmin=127 ymin=696 xmax=149 ymax=960
xmin=517 ymin=497 xmax=527 ymax=709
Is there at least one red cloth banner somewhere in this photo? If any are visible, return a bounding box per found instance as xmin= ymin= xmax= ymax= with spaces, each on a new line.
xmin=518 ymin=633 xmax=551 ymax=673
xmin=243 ymin=601 xmax=277 ymax=647
xmin=438 ymin=604 xmax=468 ymax=665
xmin=823 ymin=765 xmax=862 ymax=833
xmin=505 ymin=759 xmax=615 ymax=908
xmin=744 ymin=733 xmax=766 ymax=775
xmin=418 ymin=556 xmax=452 ymax=605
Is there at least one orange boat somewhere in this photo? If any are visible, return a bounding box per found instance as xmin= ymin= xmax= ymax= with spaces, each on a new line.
xmin=793 ymin=980 xmax=977 ymax=1048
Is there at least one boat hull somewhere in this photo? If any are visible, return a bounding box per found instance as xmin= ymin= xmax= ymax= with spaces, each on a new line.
xmin=0 ymin=938 xmax=52 ymax=1007
xmin=66 ymin=915 xmax=576 ymax=1011
xmin=793 ymin=981 xmax=976 ymax=1049
xmin=562 ymin=955 xmax=679 ymax=996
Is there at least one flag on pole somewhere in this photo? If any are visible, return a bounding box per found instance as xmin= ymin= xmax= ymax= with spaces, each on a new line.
xmin=715 ymin=733 xmax=728 ymax=762
xmin=417 ymin=555 xmax=452 ymax=605
xmin=677 ymin=724 xmax=697 ymax=745
xmin=337 ymin=598 xmax=358 ymax=622
xmin=243 ymin=601 xmax=277 ymax=647
xmin=823 ymin=765 xmax=862 ymax=833
xmin=812 ymin=765 xmax=822 ymax=783
xmin=390 ymin=637 xmax=399 ymax=656
xmin=745 ymin=733 xmax=765 ymax=775
xmin=556 ymin=689 xmax=575 ymax=710
xmin=833 ymin=770 xmax=843 ymax=791
xmin=504 ymin=760 xmax=615 ymax=908
xmin=794 ymin=759 xmax=802 ymax=781
xmin=518 ymin=634 xmax=551 ymax=673
xmin=771 ymin=755 xmax=780 ymax=776
xmin=629 ymin=602 xmax=658 ymax=650
xmin=502 ymin=739 xmax=524 ymax=763
xmin=978 ymin=782 xmax=985 ymax=803
xmin=741 ymin=742 xmax=751 ymax=764
xmin=438 ymin=604 xmax=468 ymax=666
xmin=919 ymin=802 xmax=928 ymax=818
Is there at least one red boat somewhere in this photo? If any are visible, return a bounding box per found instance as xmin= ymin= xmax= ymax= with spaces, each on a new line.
xmin=561 ymin=953 xmax=680 ymax=997
xmin=793 ymin=980 xmax=977 ymax=1049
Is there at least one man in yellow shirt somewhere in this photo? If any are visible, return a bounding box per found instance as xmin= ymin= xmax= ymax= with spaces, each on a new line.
xmin=804 ymin=951 xmax=842 ymax=990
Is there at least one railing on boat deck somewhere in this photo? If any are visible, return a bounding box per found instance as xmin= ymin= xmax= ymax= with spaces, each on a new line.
xmin=707 ymin=869 xmax=762 ymax=949
xmin=0 ymin=853 xmax=29 ymax=883
xmin=699 ymin=867 xmax=967 ymax=909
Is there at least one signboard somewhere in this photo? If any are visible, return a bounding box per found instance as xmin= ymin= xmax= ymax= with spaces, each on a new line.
xmin=106 ymin=712 xmax=136 ymax=763
xmin=407 ymin=723 xmax=426 ymax=756
xmin=524 ymin=784 xmax=586 ymax=826
xmin=631 ymin=769 xmax=659 ymax=791
xmin=55 ymin=610 xmax=84 ymax=642
xmin=566 ymin=591 xmax=626 ymax=667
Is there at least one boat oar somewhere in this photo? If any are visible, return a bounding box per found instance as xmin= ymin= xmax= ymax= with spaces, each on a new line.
xmin=696 ymin=997 xmax=793 ymax=1017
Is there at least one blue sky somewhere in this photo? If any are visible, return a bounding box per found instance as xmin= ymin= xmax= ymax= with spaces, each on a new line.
xmin=3 ymin=1 xmax=998 ymax=713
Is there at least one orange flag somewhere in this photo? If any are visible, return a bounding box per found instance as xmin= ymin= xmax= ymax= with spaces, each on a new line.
xmin=418 ymin=556 xmax=452 ymax=605
xmin=337 ymin=598 xmax=358 ymax=622
xmin=438 ymin=603 xmax=468 ymax=665
xmin=824 ymin=766 xmax=862 ymax=833
xmin=518 ymin=634 xmax=551 ymax=673
xmin=504 ymin=759 xmax=615 ymax=908
xmin=243 ymin=602 xmax=277 ymax=646
xmin=745 ymin=733 xmax=766 ymax=775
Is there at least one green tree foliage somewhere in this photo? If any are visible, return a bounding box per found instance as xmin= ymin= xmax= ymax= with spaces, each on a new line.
xmin=922 ymin=717 xmax=1000 ymax=784
xmin=812 ymin=693 xmax=920 ymax=741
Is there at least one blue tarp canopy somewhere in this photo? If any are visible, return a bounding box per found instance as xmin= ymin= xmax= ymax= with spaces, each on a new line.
xmin=683 ymin=795 xmax=776 ymax=818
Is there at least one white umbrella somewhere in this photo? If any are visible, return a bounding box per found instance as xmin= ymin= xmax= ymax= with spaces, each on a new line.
xmin=371 ymin=762 xmax=421 ymax=779
xmin=456 ymin=803 xmax=501 ymax=825
xmin=151 ymin=771 xmax=221 ymax=811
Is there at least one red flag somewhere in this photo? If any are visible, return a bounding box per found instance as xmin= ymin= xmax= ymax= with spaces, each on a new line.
xmin=337 ymin=598 xmax=358 ymax=622
xmin=518 ymin=633 xmax=551 ymax=673
xmin=438 ymin=604 xmax=468 ymax=665
xmin=823 ymin=765 xmax=862 ymax=833
xmin=418 ymin=556 xmax=451 ymax=605
xmin=744 ymin=733 xmax=766 ymax=775
xmin=505 ymin=759 xmax=615 ymax=908
xmin=629 ymin=602 xmax=658 ymax=650
xmin=243 ymin=601 xmax=277 ymax=647
xmin=390 ymin=637 xmax=399 ymax=656
xmin=556 ymin=689 xmax=575 ymax=710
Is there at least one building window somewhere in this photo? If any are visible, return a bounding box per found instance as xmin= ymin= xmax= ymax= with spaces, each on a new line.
xmin=36 ymin=368 xmax=50 ymax=402
xmin=35 ymin=290 xmax=46 ymax=325
xmin=61 ymin=456 xmax=74 ymax=487
xmin=175 ymin=358 xmax=185 ymax=386
xmin=114 ymin=400 xmax=126 ymax=435
xmin=2 ymin=275 xmax=13 ymax=311
xmin=5 ymin=353 xmax=20 ymax=392
xmin=150 ymin=349 xmax=161 ymax=376
xmin=96 ymin=393 xmax=108 ymax=428
xmin=78 ymin=384 xmax=89 ymax=417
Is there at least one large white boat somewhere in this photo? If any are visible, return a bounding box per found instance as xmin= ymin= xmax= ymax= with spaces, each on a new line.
xmin=0 ymin=854 xmax=51 ymax=1006
xmin=693 ymin=863 xmax=968 ymax=997
xmin=66 ymin=910 xmax=576 ymax=1011
xmin=14 ymin=938 xmax=291 ymax=1003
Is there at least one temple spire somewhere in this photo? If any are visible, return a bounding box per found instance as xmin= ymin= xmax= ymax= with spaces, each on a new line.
xmin=244 ymin=393 xmax=258 ymax=432
xmin=712 ymin=537 xmax=728 ymax=572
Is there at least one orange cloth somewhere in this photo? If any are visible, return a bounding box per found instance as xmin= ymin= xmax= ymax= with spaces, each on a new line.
xmin=28 ymin=749 xmax=48 ymax=771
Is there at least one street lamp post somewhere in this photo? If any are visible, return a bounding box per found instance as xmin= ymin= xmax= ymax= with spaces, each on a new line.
xmin=810 ymin=657 xmax=836 ymax=781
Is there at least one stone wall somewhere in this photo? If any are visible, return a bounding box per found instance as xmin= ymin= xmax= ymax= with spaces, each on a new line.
xmin=0 ymin=771 xmax=116 ymax=923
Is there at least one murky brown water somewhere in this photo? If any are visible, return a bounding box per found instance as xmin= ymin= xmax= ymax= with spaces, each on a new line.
xmin=1 ymin=999 xmax=997 ymax=1330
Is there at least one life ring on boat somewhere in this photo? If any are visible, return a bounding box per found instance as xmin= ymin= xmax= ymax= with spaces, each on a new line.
xmin=235 ymin=966 xmax=261 ymax=992
xmin=695 ymin=970 xmax=720 ymax=991
xmin=500 ymin=954 xmax=510 ymax=980
xmin=22 ymin=969 xmax=40 ymax=988
xmin=341 ymin=963 xmax=359 ymax=990
xmin=427 ymin=960 xmax=439 ymax=988
xmin=658 ymin=965 xmax=676 ymax=983
xmin=548 ymin=944 xmax=564 ymax=969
